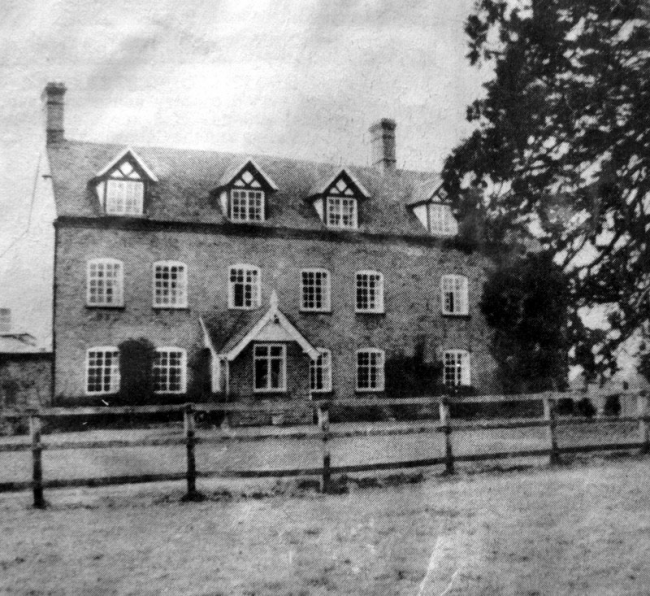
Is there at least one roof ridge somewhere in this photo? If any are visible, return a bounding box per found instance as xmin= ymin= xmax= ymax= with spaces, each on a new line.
xmin=54 ymin=138 xmax=438 ymax=178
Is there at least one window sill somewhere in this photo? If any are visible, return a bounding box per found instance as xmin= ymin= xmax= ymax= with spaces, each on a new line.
xmin=253 ymin=389 xmax=288 ymax=394
xmin=85 ymin=304 xmax=125 ymax=310
xmin=355 ymin=310 xmax=386 ymax=315
xmin=152 ymin=305 xmax=190 ymax=310
xmin=229 ymin=305 xmax=262 ymax=311
xmin=300 ymin=308 xmax=332 ymax=314
xmin=355 ymin=388 xmax=385 ymax=393
xmin=441 ymin=312 xmax=471 ymax=319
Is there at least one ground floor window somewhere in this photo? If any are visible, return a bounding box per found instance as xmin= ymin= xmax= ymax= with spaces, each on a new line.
xmin=356 ymin=348 xmax=385 ymax=391
xmin=86 ymin=347 xmax=120 ymax=395
xmin=310 ymin=348 xmax=332 ymax=393
xmin=254 ymin=344 xmax=286 ymax=392
xmin=153 ymin=348 xmax=186 ymax=393
xmin=443 ymin=350 xmax=471 ymax=387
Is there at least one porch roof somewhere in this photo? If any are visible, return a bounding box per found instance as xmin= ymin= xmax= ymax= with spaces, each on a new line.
xmin=202 ymin=293 xmax=319 ymax=362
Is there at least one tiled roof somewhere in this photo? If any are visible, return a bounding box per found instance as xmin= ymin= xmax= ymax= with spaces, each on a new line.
xmin=47 ymin=140 xmax=441 ymax=237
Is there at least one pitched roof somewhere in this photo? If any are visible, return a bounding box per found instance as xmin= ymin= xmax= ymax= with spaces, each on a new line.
xmin=47 ymin=139 xmax=440 ymax=237
xmin=201 ymin=303 xmax=318 ymax=361
xmin=405 ymin=175 xmax=444 ymax=206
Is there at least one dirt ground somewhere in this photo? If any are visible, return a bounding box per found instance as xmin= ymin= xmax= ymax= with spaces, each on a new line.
xmin=1 ymin=455 xmax=650 ymax=595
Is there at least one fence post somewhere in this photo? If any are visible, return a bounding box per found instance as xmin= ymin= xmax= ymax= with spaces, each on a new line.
xmin=439 ymin=397 xmax=454 ymax=475
xmin=543 ymin=395 xmax=560 ymax=465
xmin=637 ymin=392 xmax=649 ymax=455
xmin=29 ymin=413 xmax=45 ymax=509
xmin=182 ymin=404 xmax=202 ymax=501
xmin=318 ymin=403 xmax=331 ymax=493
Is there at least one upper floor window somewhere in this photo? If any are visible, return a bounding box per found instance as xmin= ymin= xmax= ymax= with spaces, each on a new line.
xmin=327 ymin=196 xmax=358 ymax=230
xmin=441 ymin=275 xmax=469 ymax=315
xmin=356 ymin=348 xmax=385 ymax=392
xmin=86 ymin=347 xmax=120 ymax=395
xmin=310 ymin=348 xmax=332 ymax=393
xmin=231 ymin=189 xmax=264 ymax=222
xmin=443 ymin=350 xmax=471 ymax=387
xmin=228 ymin=265 xmax=261 ymax=309
xmin=254 ymin=344 xmax=286 ymax=392
xmin=301 ymin=269 xmax=331 ymax=312
xmin=153 ymin=348 xmax=186 ymax=394
xmin=94 ymin=148 xmax=157 ymax=217
xmin=429 ymin=203 xmax=458 ymax=236
xmin=355 ymin=271 xmax=384 ymax=313
xmin=87 ymin=259 xmax=124 ymax=307
xmin=153 ymin=261 xmax=188 ymax=308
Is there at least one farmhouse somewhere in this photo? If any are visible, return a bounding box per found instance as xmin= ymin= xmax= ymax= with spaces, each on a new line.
xmin=41 ymin=82 xmax=500 ymax=423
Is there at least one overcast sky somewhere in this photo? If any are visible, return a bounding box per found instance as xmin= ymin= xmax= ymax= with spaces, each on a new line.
xmin=0 ymin=0 xmax=487 ymax=344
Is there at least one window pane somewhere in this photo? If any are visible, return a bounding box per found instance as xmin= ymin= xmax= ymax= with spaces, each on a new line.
xmin=229 ymin=266 xmax=260 ymax=309
xmin=106 ymin=180 xmax=143 ymax=215
xmin=231 ymin=189 xmax=265 ymax=222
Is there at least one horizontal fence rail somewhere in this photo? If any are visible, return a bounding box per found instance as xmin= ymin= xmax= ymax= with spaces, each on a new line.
xmin=0 ymin=388 xmax=647 ymax=506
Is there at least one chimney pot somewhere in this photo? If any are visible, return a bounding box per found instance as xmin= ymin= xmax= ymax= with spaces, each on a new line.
xmin=369 ymin=118 xmax=397 ymax=174
xmin=42 ymin=82 xmax=67 ymax=145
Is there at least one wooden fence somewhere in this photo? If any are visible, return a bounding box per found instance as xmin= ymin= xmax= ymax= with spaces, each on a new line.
xmin=0 ymin=389 xmax=648 ymax=508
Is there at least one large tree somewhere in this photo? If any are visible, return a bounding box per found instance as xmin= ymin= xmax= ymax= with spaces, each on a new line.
xmin=443 ymin=0 xmax=650 ymax=378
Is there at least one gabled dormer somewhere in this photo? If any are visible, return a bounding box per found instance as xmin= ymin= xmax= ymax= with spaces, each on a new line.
xmin=216 ymin=159 xmax=278 ymax=223
xmin=307 ymin=168 xmax=371 ymax=231
xmin=408 ymin=180 xmax=458 ymax=236
xmin=93 ymin=147 xmax=158 ymax=216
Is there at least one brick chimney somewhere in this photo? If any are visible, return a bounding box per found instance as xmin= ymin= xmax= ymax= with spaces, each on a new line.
xmin=369 ymin=118 xmax=396 ymax=174
xmin=42 ymin=82 xmax=67 ymax=144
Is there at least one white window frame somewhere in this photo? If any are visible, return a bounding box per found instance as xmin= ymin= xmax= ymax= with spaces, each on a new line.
xmin=441 ymin=274 xmax=469 ymax=316
xmin=309 ymin=348 xmax=332 ymax=393
xmin=253 ymin=344 xmax=287 ymax=393
xmin=326 ymin=196 xmax=358 ymax=230
xmin=443 ymin=350 xmax=471 ymax=387
xmin=228 ymin=264 xmax=262 ymax=309
xmin=153 ymin=347 xmax=187 ymax=394
xmin=152 ymin=261 xmax=188 ymax=309
xmin=85 ymin=346 xmax=120 ymax=395
xmin=105 ymin=179 xmax=144 ymax=216
xmin=428 ymin=203 xmax=458 ymax=236
xmin=356 ymin=348 xmax=385 ymax=392
xmin=300 ymin=268 xmax=331 ymax=312
xmin=86 ymin=258 xmax=124 ymax=307
xmin=230 ymin=189 xmax=265 ymax=222
xmin=355 ymin=271 xmax=384 ymax=313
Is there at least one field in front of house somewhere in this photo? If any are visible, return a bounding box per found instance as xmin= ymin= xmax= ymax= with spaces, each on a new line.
xmin=1 ymin=456 xmax=650 ymax=595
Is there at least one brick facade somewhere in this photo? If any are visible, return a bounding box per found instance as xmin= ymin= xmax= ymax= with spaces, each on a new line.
xmin=53 ymin=222 xmax=500 ymax=405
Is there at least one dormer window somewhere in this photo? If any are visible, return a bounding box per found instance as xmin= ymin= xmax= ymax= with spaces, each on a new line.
xmin=215 ymin=159 xmax=278 ymax=223
xmin=410 ymin=182 xmax=459 ymax=236
xmin=106 ymin=163 xmax=144 ymax=215
xmin=429 ymin=203 xmax=458 ymax=236
xmin=327 ymin=195 xmax=357 ymax=229
xmin=93 ymin=147 xmax=157 ymax=217
xmin=307 ymin=168 xmax=370 ymax=231
xmin=231 ymin=189 xmax=264 ymax=222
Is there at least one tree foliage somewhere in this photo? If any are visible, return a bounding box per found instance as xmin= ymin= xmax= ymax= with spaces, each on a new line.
xmin=480 ymin=252 xmax=569 ymax=392
xmin=443 ymin=0 xmax=650 ymax=378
